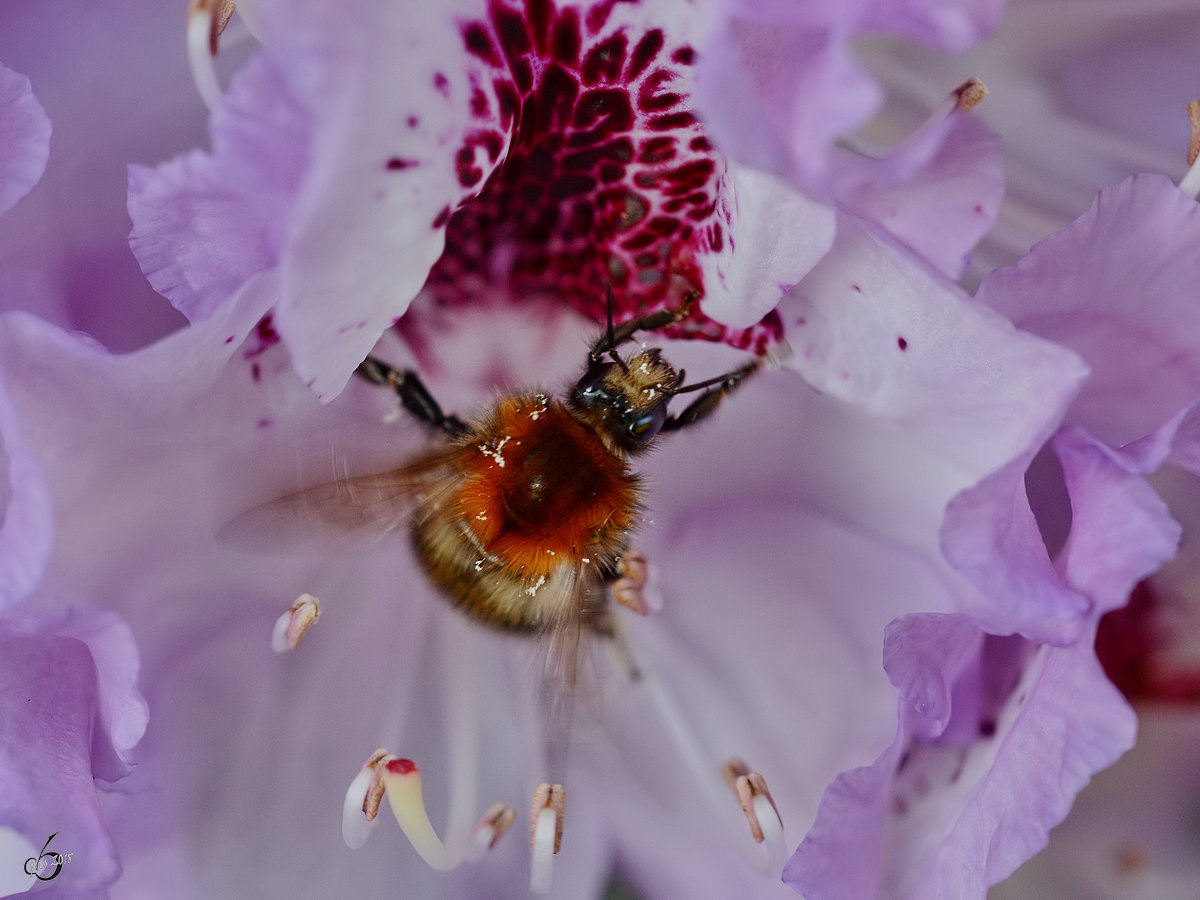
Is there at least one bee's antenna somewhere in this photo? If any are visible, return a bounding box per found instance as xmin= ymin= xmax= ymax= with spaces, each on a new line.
xmin=604 ymin=283 xmax=617 ymax=350
xmin=599 ymin=284 xmax=632 ymax=373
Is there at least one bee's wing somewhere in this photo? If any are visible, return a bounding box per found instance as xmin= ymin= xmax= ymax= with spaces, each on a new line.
xmin=529 ymin=561 xmax=611 ymax=779
xmin=221 ymin=445 xmax=463 ymax=548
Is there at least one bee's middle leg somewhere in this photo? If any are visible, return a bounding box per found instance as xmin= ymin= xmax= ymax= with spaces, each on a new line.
xmin=355 ymin=356 xmax=469 ymax=437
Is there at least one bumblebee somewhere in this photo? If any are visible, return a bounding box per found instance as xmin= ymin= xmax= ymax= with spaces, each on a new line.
xmin=333 ymin=300 xmax=761 ymax=639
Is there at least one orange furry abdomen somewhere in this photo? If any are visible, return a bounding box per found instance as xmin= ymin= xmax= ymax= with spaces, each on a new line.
xmin=453 ymin=396 xmax=639 ymax=578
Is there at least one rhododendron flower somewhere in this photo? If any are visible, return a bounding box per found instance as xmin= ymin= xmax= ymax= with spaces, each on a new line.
xmin=0 ymin=0 xmax=1192 ymax=898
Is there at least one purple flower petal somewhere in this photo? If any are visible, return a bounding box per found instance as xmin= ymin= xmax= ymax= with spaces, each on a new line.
xmin=694 ymin=3 xmax=881 ymax=186
xmin=992 ymin=707 xmax=1200 ymax=899
xmin=1054 ymin=427 xmax=1181 ymax=616
xmin=0 ymin=606 xmax=147 ymax=895
xmin=864 ymin=0 xmax=1003 ymax=53
xmin=0 ymin=366 xmax=53 ymax=611
xmin=977 ymin=174 xmax=1200 ymax=448
xmin=131 ymin=0 xmax=508 ymax=400
xmin=127 ymin=58 xmax=308 ymax=326
xmin=786 ymin=614 xmax=1136 ymax=899
xmin=942 ymin=456 xmax=1091 ymax=643
xmin=830 ymin=105 xmax=1003 ymax=279
xmin=779 ymin=213 xmax=1086 ymax=481
xmin=696 ymin=165 xmax=834 ymax=328
xmin=0 ymin=62 xmax=50 ymax=218
xmin=0 ymin=0 xmax=201 ymax=348
xmin=693 ymin=0 xmax=1002 ymax=188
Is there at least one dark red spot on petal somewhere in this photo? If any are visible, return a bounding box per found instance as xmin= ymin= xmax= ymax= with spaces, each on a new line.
xmin=525 ymin=0 xmax=552 ymax=54
xmin=573 ymin=87 xmax=634 ymax=134
xmin=582 ymin=33 xmax=628 ymax=85
xmin=639 ymin=136 xmax=676 ymax=164
xmin=492 ymin=2 xmax=532 ymax=67
xmin=672 ymin=46 xmax=695 ymax=66
xmin=585 ymin=0 xmax=626 ymax=33
xmin=464 ymin=23 xmax=502 ymax=66
xmin=648 ymin=111 xmax=697 ymax=131
xmin=434 ymin=72 xmax=450 ymax=95
xmin=432 ymin=206 xmax=451 ymax=228
xmin=494 ymin=79 xmax=521 ymax=130
xmin=386 ymin=157 xmax=418 ymax=170
xmin=897 ymin=336 xmax=908 ymax=350
xmin=661 ymin=158 xmax=715 ymax=189
xmin=471 ymin=87 xmax=491 ymax=117
xmin=550 ymin=6 xmax=581 ymax=66
xmin=627 ymin=29 xmax=664 ymax=81
xmin=532 ymin=63 xmax=579 ymax=131
xmin=511 ymin=57 xmax=534 ymax=94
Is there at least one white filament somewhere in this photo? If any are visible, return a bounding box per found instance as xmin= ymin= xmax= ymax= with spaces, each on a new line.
xmin=529 ymin=806 xmax=558 ymax=894
xmin=185 ymin=11 xmax=222 ymax=112
xmin=1179 ymin=153 xmax=1200 ymax=200
xmin=637 ymin=660 xmax=783 ymax=873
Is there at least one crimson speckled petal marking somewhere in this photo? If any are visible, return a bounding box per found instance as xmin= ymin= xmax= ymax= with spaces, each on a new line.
xmin=428 ymin=0 xmax=782 ymax=352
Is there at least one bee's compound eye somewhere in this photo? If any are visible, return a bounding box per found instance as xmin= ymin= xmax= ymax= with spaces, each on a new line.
xmin=628 ymin=405 xmax=667 ymax=446
xmin=575 ymin=363 xmax=615 ymax=401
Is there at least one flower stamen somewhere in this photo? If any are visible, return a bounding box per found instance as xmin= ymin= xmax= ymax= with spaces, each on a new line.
xmin=186 ymin=0 xmax=236 ymax=111
xmin=1180 ymin=99 xmax=1200 ymax=199
xmin=634 ymin=664 xmax=786 ymax=871
xmin=529 ymin=783 xmax=565 ymax=895
xmin=342 ymin=748 xmax=392 ymax=849
xmin=466 ymin=801 xmax=517 ymax=860
xmin=271 ymin=593 xmax=321 ymax=653
xmin=720 ymin=758 xmax=784 ymax=844
xmin=952 ymin=77 xmax=988 ymax=113
xmin=901 ymin=78 xmax=989 ymax=150
xmin=613 ymin=549 xmax=650 ymax=616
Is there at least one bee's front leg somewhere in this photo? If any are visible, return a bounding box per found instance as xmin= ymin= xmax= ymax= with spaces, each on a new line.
xmin=588 ymin=288 xmax=699 ymax=364
xmin=661 ymin=358 xmax=761 ymax=432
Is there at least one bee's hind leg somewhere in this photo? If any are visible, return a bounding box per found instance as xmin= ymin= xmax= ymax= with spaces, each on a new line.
xmin=355 ymin=356 xmax=469 ymax=437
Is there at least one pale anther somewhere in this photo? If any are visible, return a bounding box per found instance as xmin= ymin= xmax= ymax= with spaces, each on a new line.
xmin=721 ymin=758 xmax=783 ymax=844
xmin=952 ymin=77 xmax=988 ymax=113
xmin=529 ymin=783 xmax=565 ymax=853
xmin=614 ymin=549 xmax=656 ymax=615
xmin=342 ymin=748 xmax=393 ymax=850
xmin=187 ymin=0 xmax=237 ymax=54
xmin=361 ymin=748 xmax=391 ymax=821
xmin=613 ymin=577 xmax=648 ymax=616
xmin=529 ymin=783 xmax=565 ymax=894
xmin=466 ymin=801 xmax=517 ymax=860
xmin=619 ymin=549 xmax=648 ymax=585
xmin=271 ymin=593 xmax=321 ymax=653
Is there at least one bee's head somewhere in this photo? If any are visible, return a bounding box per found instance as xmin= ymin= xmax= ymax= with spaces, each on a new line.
xmin=569 ymin=348 xmax=680 ymax=453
